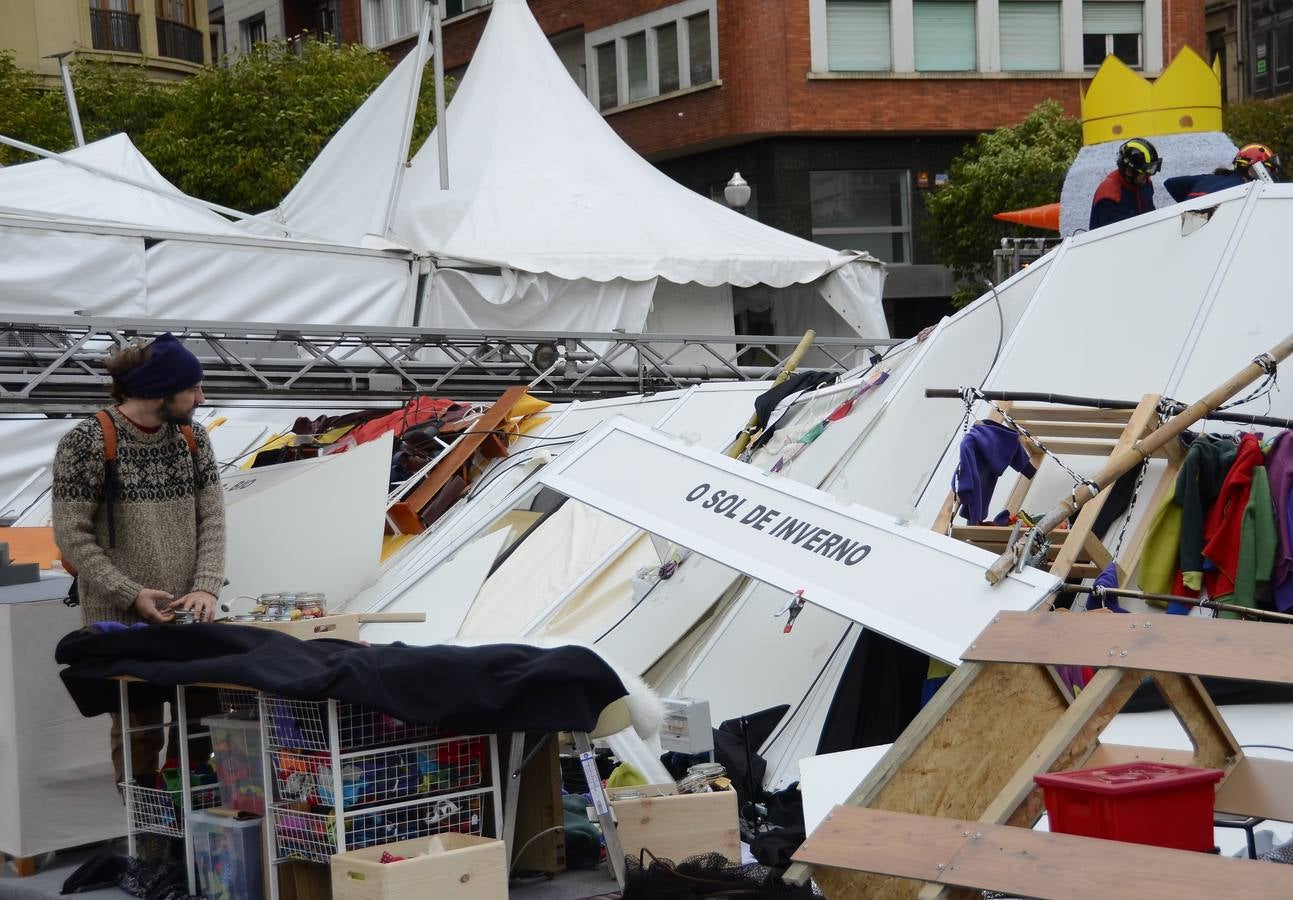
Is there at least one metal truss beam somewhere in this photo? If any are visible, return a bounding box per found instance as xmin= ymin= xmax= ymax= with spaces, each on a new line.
xmin=0 ymin=315 xmax=897 ymax=413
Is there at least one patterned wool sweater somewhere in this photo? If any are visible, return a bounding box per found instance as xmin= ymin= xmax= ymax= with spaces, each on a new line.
xmin=52 ymin=408 xmax=226 ymax=626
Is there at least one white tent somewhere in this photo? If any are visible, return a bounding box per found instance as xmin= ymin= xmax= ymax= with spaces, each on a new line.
xmin=268 ymin=0 xmax=888 ymax=339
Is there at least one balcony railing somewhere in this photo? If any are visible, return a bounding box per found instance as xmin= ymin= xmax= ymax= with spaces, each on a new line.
xmin=89 ymin=8 xmax=142 ymax=53
xmin=157 ymin=18 xmax=204 ymax=64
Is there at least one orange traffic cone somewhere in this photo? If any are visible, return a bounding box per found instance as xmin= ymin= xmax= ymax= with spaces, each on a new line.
xmin=993 ymin=202 xmax=1061 ymax=231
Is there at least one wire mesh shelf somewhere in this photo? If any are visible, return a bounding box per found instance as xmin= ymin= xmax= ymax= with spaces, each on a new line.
xmin=217 ymin=687 xmax=260 ymax=714
xmin=260 ymin=696 xmax=445 ymax=753
xmin=270 ymin=735 xmax=486 ymax=808
xmin=271 ymin=790 xmax=487 ymax=864
xmin=122 ymin=782 xmax=221 ymax=838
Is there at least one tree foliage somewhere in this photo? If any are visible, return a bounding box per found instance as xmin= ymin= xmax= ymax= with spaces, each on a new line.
xmin=1223 ymin=94 xmax=1293 ymax=168
xmin=923 ymin=100 xmax=1082 ymax=306
xmin=0 ymin=39 xmax=448 ymax=212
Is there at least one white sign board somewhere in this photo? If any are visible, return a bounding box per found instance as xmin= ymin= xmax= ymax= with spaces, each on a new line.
xmin=537 ymin=418 xmax=1059 ymax=663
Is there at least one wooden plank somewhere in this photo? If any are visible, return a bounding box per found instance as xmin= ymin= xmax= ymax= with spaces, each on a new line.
xmin=1091 ymin=746 xmax=1293 ymax=823
xmin=387 ymin=386 xmax=529 ymax=535
xmin=951 ymin=526 xmax=1072 ymax=545
xmin=798 ymin=806 xmax=1291 ymax=900
xmin=1009 ymin=421 xmax=1130 ymax=439
xmin=961 ymin=611 xmax=1293 ymax=684
xmin=1005 ymin=405 xmax=1137 ymax=423
xmin=802 ymin=662 xmax=1070 ymax=899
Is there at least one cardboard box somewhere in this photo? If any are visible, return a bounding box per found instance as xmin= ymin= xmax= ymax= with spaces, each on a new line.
xmin=330 ymin=834 xmax=506 ymax=900
xmin=611 ymin=790 xmax=740 ymax=866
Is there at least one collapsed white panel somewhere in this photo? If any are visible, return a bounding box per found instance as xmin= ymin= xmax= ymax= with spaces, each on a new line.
xmin=425 ymin=269 xmax=656 ymax=333
xmin=221 ymin=434 xmax=390 ymax=612
xmin=538 ymin=418 xmax=1058 ymax=664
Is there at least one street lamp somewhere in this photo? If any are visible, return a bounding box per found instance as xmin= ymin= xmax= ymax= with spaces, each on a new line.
xmin=724 ymin=171 xmax=752 ymax=211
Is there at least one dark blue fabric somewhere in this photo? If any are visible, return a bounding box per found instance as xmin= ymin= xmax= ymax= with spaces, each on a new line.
xmin=1164 ymin=172 xmax=1246 ymax=202
xmin=1089 ymin=170 xmax=1155 ymax=230
xmin=121 ymin=333 xmax=204 ymax=399
xmin=1086 ymin=562 xmax=1129 ymax=613
xmin=954 ymin=421 xmax=1037 ymax=525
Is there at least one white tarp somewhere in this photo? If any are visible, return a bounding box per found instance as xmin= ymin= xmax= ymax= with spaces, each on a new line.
xmin=0 ymin=226 xmax=146 ymax=316
xmin=537 ymin=417 xmax=1059 ymax=664
xmin=0 ymin=134 xmax=242 ymax=234
xmin=424 ymin=268 xmax=657 ymax=333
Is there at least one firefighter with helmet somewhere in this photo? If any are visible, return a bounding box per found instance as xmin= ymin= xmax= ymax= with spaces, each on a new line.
xmin=1089 ymin=138 xmax=1161 ymax=231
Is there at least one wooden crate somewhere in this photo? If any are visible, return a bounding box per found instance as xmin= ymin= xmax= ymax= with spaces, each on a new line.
xmin=239 ymin=613 xmax=362 ymax=642
xmin=611 ymin=790 xmax=740 ymax=866
xmin=330 ymin=834 xmax=507 ymax=900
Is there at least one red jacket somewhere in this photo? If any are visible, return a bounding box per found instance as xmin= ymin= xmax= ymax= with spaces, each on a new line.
xmin=1201 ymin=433 xmax=1264 ymax=599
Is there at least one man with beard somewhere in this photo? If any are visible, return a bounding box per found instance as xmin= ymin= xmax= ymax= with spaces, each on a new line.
xmin=53 ymin=332 xmax=225 ymax=786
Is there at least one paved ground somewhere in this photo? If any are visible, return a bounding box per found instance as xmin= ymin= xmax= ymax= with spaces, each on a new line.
xmin=2 ymin=843 xmax=616 ymax=899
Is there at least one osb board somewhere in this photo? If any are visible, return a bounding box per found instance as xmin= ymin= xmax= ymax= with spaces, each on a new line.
xmin=813 ymin=662 xmax=1069 ymax=900
xmin=961 ymin=612 xmax=1293 ymax=684
xmin=800 ymin=806 xmax=1290 ymax=900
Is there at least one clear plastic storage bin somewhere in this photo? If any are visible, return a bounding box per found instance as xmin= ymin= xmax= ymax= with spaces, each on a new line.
xmin=188 ymin=809 xmax=264 ymax=900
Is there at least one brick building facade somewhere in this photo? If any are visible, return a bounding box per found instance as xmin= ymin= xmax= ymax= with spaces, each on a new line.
xmin=358 ymin=0 xmax=1205 ymax=335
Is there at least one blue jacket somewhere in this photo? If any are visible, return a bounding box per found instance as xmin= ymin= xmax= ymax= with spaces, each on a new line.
xmin=1164 ymin=172 xmax=1246 ymax=202
xmin=954 ymin=421 xmax=1036 ymax=525
xmin=1089 ymin=170 xmax=1155 ymax=230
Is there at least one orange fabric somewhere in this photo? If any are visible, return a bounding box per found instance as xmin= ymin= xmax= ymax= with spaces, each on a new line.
xmin=0 ymin=526 xmax=60 ymax=569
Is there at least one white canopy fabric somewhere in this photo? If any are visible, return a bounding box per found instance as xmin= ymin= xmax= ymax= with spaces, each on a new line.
xmin=392 ymin=0 xmax=877 ymax=290
xmin=0 ymin=134 xmax=243 ymax=234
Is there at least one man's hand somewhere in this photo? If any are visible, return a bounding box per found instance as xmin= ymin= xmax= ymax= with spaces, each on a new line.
xmin=135 ymin=588 xmax=176 ymax=624
xmin=172 ymin=590 xmax=219 ymax=623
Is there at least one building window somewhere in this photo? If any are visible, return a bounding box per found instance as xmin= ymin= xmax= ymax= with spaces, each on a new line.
xmin=810 ymin=170 xmax=912 ymax=265
xmin=825 ymin=0 xmax=892 ymax=72
xmin=1082 ymin=1 xmax=1142 ymax=68
xmin=914 ymin=0 xmax=977 ymax=72
xmin=1000 ymin=1 xmax=1060 ymax=70
xmin=241 ymin=14 xmax=267 ymax=52
xmin=318 ymin=0 xmax=340 ymax=42
xmin=445 ymin=0 xmax=491 ymax=18
xmin=89 ymin=0 xmax=142 ymax=54
xmin=364 ymin=0 xmax=426 ymax=46
xmin=156 ymin=0 xmax=195 ymax=27
xmin=585 ymin=0 xmax=719 ymax=112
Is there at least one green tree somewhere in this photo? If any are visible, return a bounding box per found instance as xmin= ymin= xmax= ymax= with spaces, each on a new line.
xmin=1224 ymin=94 xmax=1293 ymax=169
xmin=0 ymin=51 xmax=72 ymax=164
xmin=924 ymin=100 xmax=1082 ymax=306
xmin=139 ymin=37 xmax=448 ymax=212
xmin=69 ymin=58 xmax=170 ymax=145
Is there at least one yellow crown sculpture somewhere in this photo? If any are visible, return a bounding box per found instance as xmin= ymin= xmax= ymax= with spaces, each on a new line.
xmin=1081 ymin=48 xmax=1222 ymax=145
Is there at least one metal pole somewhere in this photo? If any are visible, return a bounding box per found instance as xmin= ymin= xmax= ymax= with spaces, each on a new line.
xmin=382 ymin=2 xmax=434 ymax=236
xmin=1074 ymin=584 xmax=1293 ymax=624
xmin=52 ymin=52 xmax=86 ymax=147
xmin=432 ymin=0 xmax=450 ymax=191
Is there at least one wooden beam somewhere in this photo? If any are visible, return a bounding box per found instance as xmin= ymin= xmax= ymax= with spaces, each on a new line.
xmin=386 ymin=386 xmax=529 ymax=534
xmin=961 ymin=611 xmax=1293 ymax=684
xmin=1003 ymin=405 xmax=1137 ymax=422
xmin=1149 ymin=672 xmax=1242 ymax=772
xmin=796 ymin=806 xmax=1292 ymax=900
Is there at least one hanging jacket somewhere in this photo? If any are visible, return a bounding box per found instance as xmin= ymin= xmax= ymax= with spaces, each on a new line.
xmin=1200 ymin=433 xmax=1270 ymax=604
xmin=1136 ymin=494 xmax=1183 ymax=596
xmin=954 ymin=421 xmax=1036 ymax=525
xmin=1164 ymin=172 xmax=1246 ymax=202
xmin=1224 ymin=465 xmax=1277 ymax=615
xmin=1264 ymin=431 xmax=1293 ymax=612
xmin=1175 ymin=434 xmax=1239 ymax=591
xmin=1089 ymin=170 xmax=1155 ymax=230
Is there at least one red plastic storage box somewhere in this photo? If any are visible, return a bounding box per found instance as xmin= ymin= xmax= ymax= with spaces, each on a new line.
xmin=1034 ymin=762 xmax=1223 ymax=851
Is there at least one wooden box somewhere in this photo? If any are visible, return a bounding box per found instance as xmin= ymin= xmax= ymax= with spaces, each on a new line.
xmin=611 ymin=790 xmax=740 ymax=866
xmin=238 ymin=613 xmax=361 ymax=642
xmin=330 ymin=834 xmax=507 ymax=900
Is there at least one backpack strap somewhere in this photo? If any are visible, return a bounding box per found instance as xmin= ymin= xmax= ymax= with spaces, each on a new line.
xmin=94 ymin=410 xmax=117 ymax=461
xmin=94 ymin=410 xmax=120 ymax=548
xmin=180 ymin=424 xmax=198 ymax=456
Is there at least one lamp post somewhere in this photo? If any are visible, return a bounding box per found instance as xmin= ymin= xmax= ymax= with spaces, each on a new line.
xmin=724 ymin=171 xmax=752 ymax=213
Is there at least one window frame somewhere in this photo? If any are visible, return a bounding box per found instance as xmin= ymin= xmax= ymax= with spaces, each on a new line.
xmin=585 ymin=0 xmax=720 ymax=112
xmin=240 ymin=12 xmax=267 ymax=53
xmin=809 ymin=169 xmax=914 ymax=266
xmin=363 ymin=0 xmax=427 ymax=48
xmin=1081 ymin=0 xmax=1145 ymax=69
xmin=998 ymin=0 xmax=1062 ymax=72
xmin=824 ymin=0 xmax=894 ymax=73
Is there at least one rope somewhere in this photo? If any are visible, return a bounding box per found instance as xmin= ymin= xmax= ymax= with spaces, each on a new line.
xmin=1215 ymin=353 xmax=1279 ymax=414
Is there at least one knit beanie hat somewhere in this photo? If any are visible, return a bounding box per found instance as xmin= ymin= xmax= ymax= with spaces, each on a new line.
xmin=121 ymin=333 xmax=204 ymax=399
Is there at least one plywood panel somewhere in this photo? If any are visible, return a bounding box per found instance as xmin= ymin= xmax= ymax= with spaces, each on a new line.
xmin=961 ymin=612 xmax=1293 ymax=684
xmin=799 ymin=806 xmax=1291 ymax=900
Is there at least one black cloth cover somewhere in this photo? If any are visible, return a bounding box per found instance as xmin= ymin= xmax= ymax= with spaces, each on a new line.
xmin=55 ymin=624 xmax=628 ymax=735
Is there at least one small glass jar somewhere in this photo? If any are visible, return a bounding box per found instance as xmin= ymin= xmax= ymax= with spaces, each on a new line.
xmin=296 ymin=593 xmax=326 ymax=619
xmin=171 ymin=609 xmax=196 ymax=625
